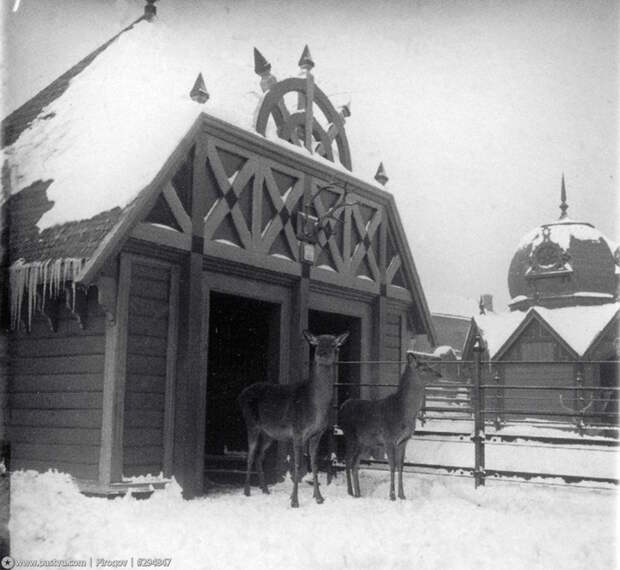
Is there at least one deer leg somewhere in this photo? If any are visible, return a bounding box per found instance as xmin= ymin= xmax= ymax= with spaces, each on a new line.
xmin=344 ymin=437 xmax=355 ymax=497
xmin=308 ymin=432 xmax=325 ymax=504
xmin=397 ymin=441 xmax=407 ymax=500
xmin=352 ymin=446 xmax=362 ymax=498
xmin=256 ymin=435 xmax=274 ymax=494
xmin=291 ymin=439 xmax=302 ymax=508
xmin=386 ymin=443 xmax=396 ymax=501
xmin=244 ymin=428 xmax=260 ymax=497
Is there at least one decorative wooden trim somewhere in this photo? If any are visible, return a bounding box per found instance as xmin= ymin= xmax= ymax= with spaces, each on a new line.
xmin=98 ymin=253 xmax=131 ymax=486
xmin=386 ymin=284 xmax=413 ymax=303
xmin=163 ymin=182 xmax=192 ymax=235
xmin=131 ymin=223 xmax=192 ymax=251
xmin=163 ymin=264 xmax=180 ymax=478
xmin=385 ymin=254 xmax=402 ymax=285
xmin=78 ymin=116 xmax=203 ymax=286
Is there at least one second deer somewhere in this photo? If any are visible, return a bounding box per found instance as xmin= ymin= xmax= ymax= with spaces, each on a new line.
xmin=339 ymin=351 xmax=441 ymax=500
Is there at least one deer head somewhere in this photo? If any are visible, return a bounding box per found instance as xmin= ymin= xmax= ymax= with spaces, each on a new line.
xmin=406 ymin=351 xmax=442 ymax=383
xmin=303 ymin=331 xmax=349 ymax=365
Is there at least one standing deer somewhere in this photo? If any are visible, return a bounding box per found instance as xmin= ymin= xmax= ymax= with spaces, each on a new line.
xmin=339 ymin=351 xmax=441 ymax=500
xmin=238 ymin=330 xmax=349 ymax=508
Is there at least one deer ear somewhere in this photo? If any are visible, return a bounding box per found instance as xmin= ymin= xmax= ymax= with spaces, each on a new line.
xmin=303 ymin=330 xmax=318 ymax=346
xmin=406 ymin=351 xmax=416 ymax=365
xmin=335 ymin=331 xmax=349 ymax=347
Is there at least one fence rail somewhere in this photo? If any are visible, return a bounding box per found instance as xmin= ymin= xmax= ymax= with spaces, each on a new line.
xmin=329 ymin=348 xmax=619 ymax=488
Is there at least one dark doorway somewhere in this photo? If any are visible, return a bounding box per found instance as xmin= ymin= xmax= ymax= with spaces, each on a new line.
xmin=204 ymin=292 xmax=280 ymax=485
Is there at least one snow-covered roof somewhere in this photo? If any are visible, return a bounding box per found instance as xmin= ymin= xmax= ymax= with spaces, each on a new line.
xmin=516 ymin=218 xmax=607 ymax=252
xmin=473 ymin=303 xmax=619 ymax=358
xmin=3 ymin=19 xmax=257 ymax=230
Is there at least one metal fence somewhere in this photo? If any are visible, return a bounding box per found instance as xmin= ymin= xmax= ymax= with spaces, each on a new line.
xmin=330 ymin=348 xmax=619 ymax=488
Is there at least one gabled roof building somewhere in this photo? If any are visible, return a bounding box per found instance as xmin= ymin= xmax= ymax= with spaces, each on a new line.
xmin=463 ymin=178 xmax=619 ymax=426
xmin=1 ymin=3 xmax=436 ymax=495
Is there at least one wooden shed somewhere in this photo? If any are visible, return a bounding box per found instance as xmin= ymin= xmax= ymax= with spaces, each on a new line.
xmin=1 ymin=7 xmax=436 ymax=496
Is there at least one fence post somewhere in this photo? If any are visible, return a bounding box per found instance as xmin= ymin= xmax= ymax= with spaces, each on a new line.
xmin=493 ymin=367 xmax=503 ymax=431
xmin=472 ymin=336 xmax=486 ymax=488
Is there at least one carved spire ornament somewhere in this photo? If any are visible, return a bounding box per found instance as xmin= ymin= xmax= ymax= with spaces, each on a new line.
xmin=559 ymin=173 xmax=568 ymax=220
xmin=190 ymin=73 xmax=209 ymax=104
xmin=375 ymin=162 xmax=388 ymax=186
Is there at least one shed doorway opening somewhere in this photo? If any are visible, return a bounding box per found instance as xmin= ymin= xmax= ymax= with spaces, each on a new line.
xmin=308 ymin=310 xmax=361 ymax=403
xmin=204 ymin=292 xmax=280 ymax=485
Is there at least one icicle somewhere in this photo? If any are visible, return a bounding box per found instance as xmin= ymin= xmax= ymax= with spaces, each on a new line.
xmin=9 ymin=257 xmax=86 ymax=330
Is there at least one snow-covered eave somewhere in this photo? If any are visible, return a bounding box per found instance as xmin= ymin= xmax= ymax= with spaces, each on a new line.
xmin=76 ymin=114 xmax=205 ymax=286
xmin=492 ymin=309 xmax=579 ymax=361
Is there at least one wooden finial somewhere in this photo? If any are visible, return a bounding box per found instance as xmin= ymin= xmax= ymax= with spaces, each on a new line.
xmin=254 ymin=48 xmax=271 ymax=76
xmin=254 ymin=47 xmax=277 ymax=93
xmin=190 ymin=73 xmax=209 ymax=104
xmin=144 ymin=0 xmax=157 ymax=21
xmin=559 ymin=173 xmax=568 ymax=219
xmin=298 ymin=45 xmax=315 ymax=71
xmin=375 ymin=162 xmax=388 ymax=186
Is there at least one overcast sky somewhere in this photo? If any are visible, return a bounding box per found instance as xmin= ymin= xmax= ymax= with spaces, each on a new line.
xmin=2 ymin=0 xmax=618 ymax=312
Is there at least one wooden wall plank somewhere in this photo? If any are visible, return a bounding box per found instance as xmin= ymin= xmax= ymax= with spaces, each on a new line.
xmin=13 ymin=336 xmax=105 ymax=357
xmin=125 ymin=374 xmax=165 ymax=393
xmin=126 ymin=355 xmax=167 ymax=376
xmin=13 ymin=355 xmax=105 ymax=375
xmin=124 ymin=410 xmax=164 ymax=429
xmin=122 ymin=446 xmax=164 ymax=465
xmin=124 ymin=392 xmax=165 ymax=410
xmin=11 ymin=409 xmax=103 ymax=428
xmin=13 ymin=443 xmax=100 ymax=464
xmin=128 ymin=316 xmax=169 ymax=338
xmin=12 ymin=459 xmax=98 ymax=480
xmin=11 ymin=392 xmax=103 ymax=409
xmin=11 ymin=374 xmax=103 ymax=393
xmin=124 ymin=428 xmax=163 ymax=446
xmin=129 ymin=278 xmax=169 ymax=301
xmin=127 ymin=335 xmax=168 ymax=357
xmin=8 ymin=427 xmax=101 ymax=445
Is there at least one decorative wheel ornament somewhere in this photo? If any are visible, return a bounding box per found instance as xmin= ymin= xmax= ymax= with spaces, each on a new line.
xmin=528 ymin=226 xmax=571 ymax=274
xmin=253 ymin=46 xmax=353 ymax=171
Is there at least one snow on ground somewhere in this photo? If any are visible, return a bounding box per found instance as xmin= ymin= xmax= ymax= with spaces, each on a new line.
xmin=10 ymin=469 xmax=618 ymax=570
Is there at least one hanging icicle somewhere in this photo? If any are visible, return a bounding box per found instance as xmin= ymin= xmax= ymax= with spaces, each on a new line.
xmin=9 ymin=257 xmax=86 ymax=330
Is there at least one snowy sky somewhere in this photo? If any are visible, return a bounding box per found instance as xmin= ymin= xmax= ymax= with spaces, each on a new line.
xmin=1 ymin=0 xmax=618 ymax=312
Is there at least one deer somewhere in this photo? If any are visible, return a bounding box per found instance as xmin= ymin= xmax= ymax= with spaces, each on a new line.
xmin=238 ymin=330 xmax=349 ymax=508
xmin=339 ymin=351 xmax=441 ymax=500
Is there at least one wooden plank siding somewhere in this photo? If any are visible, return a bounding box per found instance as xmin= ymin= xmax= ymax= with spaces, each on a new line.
xmin=9 ymin=294 xmax=106 ymax=480
xmin=122 ymin=257 xmax=178 ymax=478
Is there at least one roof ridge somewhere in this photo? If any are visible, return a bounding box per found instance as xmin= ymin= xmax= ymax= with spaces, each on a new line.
xmin=2 ymin=15 xmax=146 ymax=149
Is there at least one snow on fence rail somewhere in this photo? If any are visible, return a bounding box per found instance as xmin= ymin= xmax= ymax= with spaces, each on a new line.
xmin=330 ymin=348 xmax=619 ymax=488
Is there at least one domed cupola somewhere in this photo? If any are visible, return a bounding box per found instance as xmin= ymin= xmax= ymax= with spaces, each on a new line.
xmin=508 ymin=176 xmax=619 ymax=311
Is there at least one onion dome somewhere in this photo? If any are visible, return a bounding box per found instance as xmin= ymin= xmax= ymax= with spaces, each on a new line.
xmin=508 ymin=176 xmax=618 ymax=310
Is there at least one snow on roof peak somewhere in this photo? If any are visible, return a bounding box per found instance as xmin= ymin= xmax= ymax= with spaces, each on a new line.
xmin=475 ymin=303 xmax=619 ymax=358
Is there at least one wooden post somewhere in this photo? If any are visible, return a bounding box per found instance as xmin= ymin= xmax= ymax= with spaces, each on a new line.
xmin=174 ymin=137 xmax=208 ymax=497
xmin=493 ymin=367 xmax=503 ymax=430
xmin=99 ymin=258 xmax=130 ymax=486
xmin=0 ymin=440 xmax=10 ymax=559
xmin=472 ymin=336 xmax=486 ymax=488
